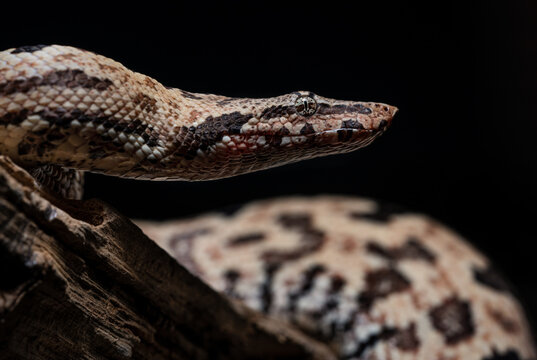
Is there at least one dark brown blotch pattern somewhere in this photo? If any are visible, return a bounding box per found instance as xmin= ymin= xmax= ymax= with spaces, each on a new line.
xmin=488 ymin=307 xmax=520 ymax=334
xmin=260 ymin=105 xmax=296 ymax=119
xmin=337 ymin=129 xmax=354 ymax=142
xmin=227 ymin=232 xmax=265 ymax=246
xmin=180 ymin=90 xmax=202 ymax=100
xmin=482 ymin=349 xmax=525 ymax=360
xmin=223 ymin=269 xmax=241 ymax=298
xmin=300 ymin=122 xmax=315 ymax=135
xmin=277 ymin=212 xmax=312 ymax=230
xmin=0 ymin=108 xmax=28 ymax=126
xmin=329 ymin=274 xmax=346 ymax=294
xmin=341 ymin=120 xmax=364 ymax=130
xmin=132 ymin=93 xmax=157 ymax=114
xmin=378 ymin=119 xmax=389 ymax=130
xmin=262 ymin=212 xmax=325 ymax=264
xmin=429 ymin=296 xmax=475 ymax=344
xmin=4 ymin=107 xmax=160 ymax=159
xmin=215 ymin=98 xmax=236 ymax=106
xmin=317 ymin=103 xmax=372 ymax=115
xmin=288 ymin=263 xmax=326 ymax=312
xmin=473 ymin=265 xmax=511 ymax=293
xmin=173 ymin=111 xmax=253 ymax=159
xmin=391 ymin=323 xmax=420 ymax=351
xmin=261 ymin=228 xmax=325 ymax=264
xmin=0 ymin=69 xmax=113 ymax=96
xmin=260 ymin=263 xmax=280 ymax=313
xmin=276 ymin=126 xmax=290 ymax=136
xmin=367 ymin=237 xmax=436 ymax=263
xmin=358 ymin=268 xmax=411 ymax=310
xmin=349 ymin=201 xmax=409 ymax=223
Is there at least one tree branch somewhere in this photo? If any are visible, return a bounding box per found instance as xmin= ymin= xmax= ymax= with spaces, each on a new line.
xmin=0 ymin=156 xmax=335 ymax=360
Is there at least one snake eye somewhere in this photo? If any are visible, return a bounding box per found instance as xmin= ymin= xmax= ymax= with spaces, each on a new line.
xmin=295 ymin=95 xmax=318 ymax=116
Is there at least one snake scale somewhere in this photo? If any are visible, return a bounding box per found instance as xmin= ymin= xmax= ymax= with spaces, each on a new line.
xmin=0 ymin=45 xmax=535 ymax=359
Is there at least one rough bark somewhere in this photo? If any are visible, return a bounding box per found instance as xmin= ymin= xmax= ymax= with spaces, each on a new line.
xmin=0 ymin=156 xmax=335 ymax=360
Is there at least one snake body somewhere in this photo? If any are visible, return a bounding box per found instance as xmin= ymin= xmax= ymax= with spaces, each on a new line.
xmin=0 ymin=45 xmax=535 ymax=359
xmin=139 ymin=197 xmax=536 ymax=359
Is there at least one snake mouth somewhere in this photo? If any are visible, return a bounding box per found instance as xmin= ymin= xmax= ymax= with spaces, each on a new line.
xmin=226 ymin=127 xmax=385 ymax=152
xmin=242 ymin=128 xmax=374 ymax=142
xmin=318 ymin=127 xmax=385 ymax=144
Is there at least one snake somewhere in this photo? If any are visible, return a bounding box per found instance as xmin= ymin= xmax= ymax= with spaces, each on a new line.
xmin=0 ymin=45 xmax=535 ymax=359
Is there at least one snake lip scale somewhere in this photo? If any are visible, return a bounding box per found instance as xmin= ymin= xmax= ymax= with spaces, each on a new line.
xmin=1 ymin=44 xmax=535 ymax=359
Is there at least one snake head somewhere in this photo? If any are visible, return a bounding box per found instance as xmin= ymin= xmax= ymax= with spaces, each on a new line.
xmin=250 ymin=90 xmax=397 ymax=146
xmin=166 ymin=91 xmax=397 ymax=180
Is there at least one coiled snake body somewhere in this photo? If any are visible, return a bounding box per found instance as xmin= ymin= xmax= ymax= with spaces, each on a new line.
xmin=0 ymin=45 xmax=535 ymax=359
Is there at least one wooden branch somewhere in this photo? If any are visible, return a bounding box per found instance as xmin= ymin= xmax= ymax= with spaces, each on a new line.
xmin=0 ymin=156 xmax=335 ymax=360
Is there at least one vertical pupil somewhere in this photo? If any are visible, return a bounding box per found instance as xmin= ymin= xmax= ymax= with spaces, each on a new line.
xmin=296 ymin=96 xmax=316 ymax=116
xmin=302 ymin=99 xmax=309 ymax=113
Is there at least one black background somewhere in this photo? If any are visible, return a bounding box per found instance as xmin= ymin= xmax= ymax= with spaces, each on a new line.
xmin=2 ymin=1 xmax=536 ymax=329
